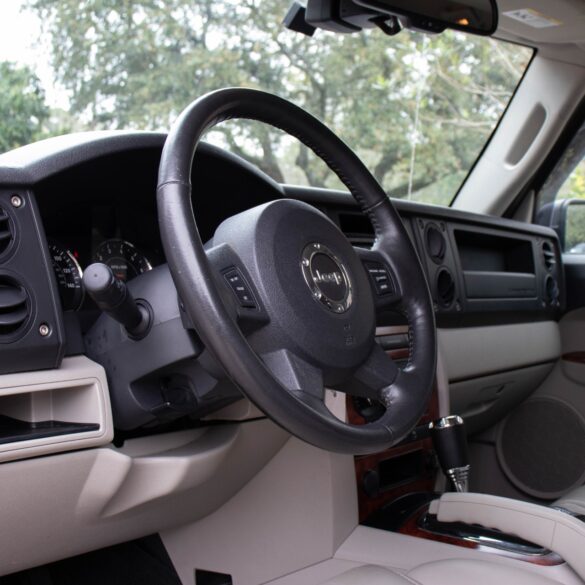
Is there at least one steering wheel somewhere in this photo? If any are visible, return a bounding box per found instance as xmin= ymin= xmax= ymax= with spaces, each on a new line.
xmin=157 ymin=88 xmax=436 ymax=455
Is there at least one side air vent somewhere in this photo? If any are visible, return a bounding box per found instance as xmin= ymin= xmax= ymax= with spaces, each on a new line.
xmin=436 ymin=268 xmax=456 ymax=308
xmin=425 ymin=224 xmax=446 ymax=264
xmin=542 ymin=242 xmax=556 ymax=272
xmin=0 ymin=207 xmax=14 ymax=257
xmin=0 ymin=277 xmax=30 ymax=339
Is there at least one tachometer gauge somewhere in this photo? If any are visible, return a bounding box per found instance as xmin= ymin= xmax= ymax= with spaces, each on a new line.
xmin=49 ymin=241 xmax=84 ymax=311
xmin=94 ymin=239 xmax=152 ymax=282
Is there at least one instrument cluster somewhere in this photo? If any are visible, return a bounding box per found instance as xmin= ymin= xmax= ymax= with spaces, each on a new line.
xmin=49 ymin=238 xmax=153 ymax=312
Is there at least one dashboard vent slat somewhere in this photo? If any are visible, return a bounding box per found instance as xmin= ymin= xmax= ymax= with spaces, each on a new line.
xmin=338 ymin=213 xmax=375 ymax=249
xmin=0 ymin=285 xmax=27 ymax=307
xmin=0 ymin=279 xmax=29 ymax=337
xmin=0 ymin=207 xmax=14 ymax=256
xmin=0 ymin=306 xmax=28 ymax=327
xmin=542 ymin=242 xmax=556 ymax=272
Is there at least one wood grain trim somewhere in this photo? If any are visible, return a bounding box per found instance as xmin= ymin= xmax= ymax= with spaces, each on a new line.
xmin=376 ymin=326 xmax=409 ymax=336
xmin=399 ymin=505 xmax=564 ymax=567
xmin=388 ymin=348 xmax=410 ymax=361
xmin=349 ymin=383 xmax=440 ymax=523
xmin=563 ymin=352 xmax=585 ymax=365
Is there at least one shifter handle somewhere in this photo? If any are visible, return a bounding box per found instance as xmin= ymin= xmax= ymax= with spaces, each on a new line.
xmin=429 ymin=415 xmax=470 ymax=492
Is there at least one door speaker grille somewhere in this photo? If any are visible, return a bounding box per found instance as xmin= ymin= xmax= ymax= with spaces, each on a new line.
xmin=497 ymin=398 xmax=585 ymax=499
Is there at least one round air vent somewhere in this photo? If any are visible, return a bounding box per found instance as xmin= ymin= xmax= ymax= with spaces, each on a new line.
xmin=425 ymin=224 xmax=446 ymax=264
xmin=0 ymin=206 xmax=14 ymax=258
xmin=0 ymin=277 xmax=30 ymax=340
xmin=436 ymin=268 xmax=455 ymax=308
xmin=542 ymin=241 xmax=556 ymax=272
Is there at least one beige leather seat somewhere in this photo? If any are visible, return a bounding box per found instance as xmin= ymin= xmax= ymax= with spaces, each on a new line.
xmin=323 ymin=560 xmax=566 ymax=585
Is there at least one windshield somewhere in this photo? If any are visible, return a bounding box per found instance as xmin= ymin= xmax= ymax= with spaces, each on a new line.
xmin=0 ymin=1 xmax=533 ymax=206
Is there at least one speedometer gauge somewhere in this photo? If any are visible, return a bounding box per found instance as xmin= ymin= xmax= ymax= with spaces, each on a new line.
xmin=94 ymin=239 xmax=152 ymax=282
xmin=49 ymin=242 xmax=84 ymax=311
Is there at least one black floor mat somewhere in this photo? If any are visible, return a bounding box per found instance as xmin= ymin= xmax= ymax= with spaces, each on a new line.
xmin=0 ymin=535 xmax=182 ymax=585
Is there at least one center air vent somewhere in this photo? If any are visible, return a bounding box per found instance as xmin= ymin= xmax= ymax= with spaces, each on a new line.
xmin=0 ymin=277 xmax=30 ymax=339
xmin=542 ymin=242 xmax=556 ymax=272
xmin=426 ymin=224 xmax=446 ymax=264
xmin=0 ymin=207 xmax=14 ymax=258
xmin=436 ymin=268 xmax=456 ymax=308
xmin=338 ymin=212 xmax=375 ymax=248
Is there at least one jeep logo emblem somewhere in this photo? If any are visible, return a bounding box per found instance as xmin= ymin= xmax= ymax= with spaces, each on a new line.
xmin=313 ymin=270 xmax=344 ymax=286
xmin=301 ymin=243 xmax=352 ymax=313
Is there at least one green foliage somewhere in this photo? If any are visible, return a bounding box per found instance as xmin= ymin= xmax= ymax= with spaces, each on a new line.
xmin=558 ymin=161 xmax=585 ymax=201
xmin=27 ymin=0 xmax=532 ymax=202
xmin=0 ymin=61 xmax=50 ymax=153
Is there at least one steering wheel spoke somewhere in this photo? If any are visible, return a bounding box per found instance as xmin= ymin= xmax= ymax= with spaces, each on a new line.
xmin=355 ymin=247 xmax=402 ymax=311
xmin=205 ymin=243 xmax=270 ymax=333
xmin=261 ymin=349 xmax=325 ymax=402
xmin=338 ymin=342 xmax=399 ymax=401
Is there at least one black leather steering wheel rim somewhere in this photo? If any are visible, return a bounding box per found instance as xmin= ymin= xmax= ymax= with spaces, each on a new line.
xmin=157 ymin=88 xmax=436 ymax=455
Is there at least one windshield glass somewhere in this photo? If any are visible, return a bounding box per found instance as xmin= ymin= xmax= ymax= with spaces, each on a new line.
xmin=0 ymin=1 xmax=533 ymax=206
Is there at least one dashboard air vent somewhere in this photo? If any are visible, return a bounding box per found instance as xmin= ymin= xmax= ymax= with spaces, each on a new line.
xmin=338 ymin=212 xmax=375 ymax=248
xmin=542 ymin=242 xmax=555 ymax=272
xmin=0 ymin=277 xmax=29 ymax=338
xmin=0 ymin=207 xmax=13 ymax=257
xmin=436 ymin=268 xmax=456 ymax=308
xmin=426 ymin=224 xmax=446 ymax=264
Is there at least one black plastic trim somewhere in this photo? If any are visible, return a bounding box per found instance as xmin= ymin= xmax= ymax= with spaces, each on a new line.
xmin=0 ymin=415 xmax=99 ymax=444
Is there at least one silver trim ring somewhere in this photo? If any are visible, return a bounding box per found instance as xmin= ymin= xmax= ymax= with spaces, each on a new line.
xmin=301 ymin=243 xmax=353 ymax=314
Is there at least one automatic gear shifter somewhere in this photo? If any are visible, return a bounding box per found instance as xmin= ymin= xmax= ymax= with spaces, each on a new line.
xmin=429 ymin=416 xmax=470 ymax=493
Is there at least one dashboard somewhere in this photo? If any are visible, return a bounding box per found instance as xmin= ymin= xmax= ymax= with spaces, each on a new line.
xmin=22 ymin=134 xmax=563 ymax=332
xmin=0 ymin=131 xmax=564 ymax=436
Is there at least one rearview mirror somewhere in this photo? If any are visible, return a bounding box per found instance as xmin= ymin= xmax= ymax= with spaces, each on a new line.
xmin=353 ymin=0 xmax=498 ymax=35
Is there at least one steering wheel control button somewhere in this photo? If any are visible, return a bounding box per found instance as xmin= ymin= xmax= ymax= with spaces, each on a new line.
xmin=365 ymin=262 xmax=394 ymax=296
xmin=224 ymin=268 xmax=257 ymax=309
xmin=301 ymin=243 xmax=352 ymax=314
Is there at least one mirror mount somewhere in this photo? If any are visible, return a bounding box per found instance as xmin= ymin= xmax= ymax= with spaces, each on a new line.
xmin=284 ymin=0 xmax=498 ymax=38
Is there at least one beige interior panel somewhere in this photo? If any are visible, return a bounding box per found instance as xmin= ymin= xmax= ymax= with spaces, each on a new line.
xmin=450 ymin=362 xmax=555 ymax=434
xmin=454 ymin=56 xmax=585 ymax=215
xmin=439 ymin=321 xmax=560 ymax=383
xmin=529 ymin=309 xmax=585 ymax=421
xmin=162 ymin=438 xmax=358 ymax=585
xmin=0 ymin=418 xmax=288 ymax=577
xmin=0 ymin=355 xmax=113 ymax=462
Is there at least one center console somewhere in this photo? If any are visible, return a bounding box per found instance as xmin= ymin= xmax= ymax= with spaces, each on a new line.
xmin=348 ymin=326 xmax=440 ymax=523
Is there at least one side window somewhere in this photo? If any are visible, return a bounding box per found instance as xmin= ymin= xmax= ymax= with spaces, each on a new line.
xmin=537 ymin=123 xmax=585 ymax=253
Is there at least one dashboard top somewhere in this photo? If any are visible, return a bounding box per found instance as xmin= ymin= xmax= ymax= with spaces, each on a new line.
xmin=0 ymin=130 xmax=556 ymax=241
xmin=0 ymin=130 xmax=563 ymax=329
